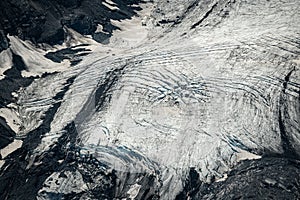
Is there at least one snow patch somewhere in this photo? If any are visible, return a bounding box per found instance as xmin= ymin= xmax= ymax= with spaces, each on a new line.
xmin=0 ymin=106 xmax=21 ymax=133
xmin=127 ymin=183 xmax=142 ymax=199
xmin=108 ymin=3 xmax=153 ymax=49
xmin=0 ymin=49 xmax=13 ymax=80
xmin=8 ymin=36 xmax=70 ymax=77
xmin=102 ymin=1 xmax=119 ymax=11
xmin=215 ymin=173 xmax=228 ymax=183
xmin=0 ymin=139 xmax=23 ymax=159
xmin=236 ymin=149 xmax=262 ymax=162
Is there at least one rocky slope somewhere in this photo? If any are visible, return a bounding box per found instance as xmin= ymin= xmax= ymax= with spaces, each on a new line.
xmin=0 ymin=0 xmax=141 ymax=47
xmin=0 ymin=0 xmax=300 ymax=199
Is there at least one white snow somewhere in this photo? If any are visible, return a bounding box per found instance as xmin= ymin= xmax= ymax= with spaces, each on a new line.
xmin=37 ymin=170 xmax=88 ymax=198
xmin=0 ymin=139 xmax=23 ymax=159
xmin=236 ymin=149 xmax=262 ymax=162
xmin=102 ymin=1 xmax=119 ymax=11
xmin=127 ymin=183 xmax=142 ymax=199
xmin=0 ymin=106 xmax=21 ymax=133
xmin=8 ymin=36 xmax=70 ymax=77
xmin=0 ymin=49 xmax=13 ymax=80
xmin=108 ymin=3 xmax=153 ymax=49
xmin=0 ymin=160 xmax=4 ymax=168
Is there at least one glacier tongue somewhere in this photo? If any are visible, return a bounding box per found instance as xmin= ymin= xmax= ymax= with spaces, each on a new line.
xmin=0 ymin=0 xmax=300 ymax=199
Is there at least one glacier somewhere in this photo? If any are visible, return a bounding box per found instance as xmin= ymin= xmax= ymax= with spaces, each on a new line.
xmin=0 ymin=0 xmax=300 ymax=199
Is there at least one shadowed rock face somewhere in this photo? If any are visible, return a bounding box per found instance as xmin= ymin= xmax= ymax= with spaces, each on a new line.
xmin=0 ymin=31 xmax=9 ymax=52
xmin=200 ymin=157 xmax=300 ymax=199
xmin=0 ymin=0 xmax=141 ymax=47
xmin=0 ymin=0 xmax=300 ymax=199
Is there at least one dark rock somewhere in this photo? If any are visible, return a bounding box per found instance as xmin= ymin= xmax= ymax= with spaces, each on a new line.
xmin=0 ymin=116 xmax=16 ymax=149
xmin=93 ymin=32 xmax=112 ymax=44
xmin=0 ymin=0 xmax=141 ymax=51
xmin=45 ymin=46 xmax=91 ymax=64
xmin=194 ymin=157 xmax=300 ymax=200
xmin=0 ymin=30 xmax=9 ymax=52
xmin=0 ymin=53 xmax=34 ymax=108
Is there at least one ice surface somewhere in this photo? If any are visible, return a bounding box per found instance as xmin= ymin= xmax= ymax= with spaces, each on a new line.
xmin=0 ymin=0 xmax=299 ymax=199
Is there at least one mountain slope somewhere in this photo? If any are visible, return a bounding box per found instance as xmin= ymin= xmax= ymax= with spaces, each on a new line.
xmin=0 ymin=0 xmax=299 ymax=199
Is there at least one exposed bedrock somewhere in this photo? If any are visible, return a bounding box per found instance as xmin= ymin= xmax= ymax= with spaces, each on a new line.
xmin=0 ymin=0 xmax=141 ymax=48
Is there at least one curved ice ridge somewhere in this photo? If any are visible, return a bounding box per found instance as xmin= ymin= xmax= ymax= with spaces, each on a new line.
xmin=0 ymin=0 xmax=300 ymax=199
